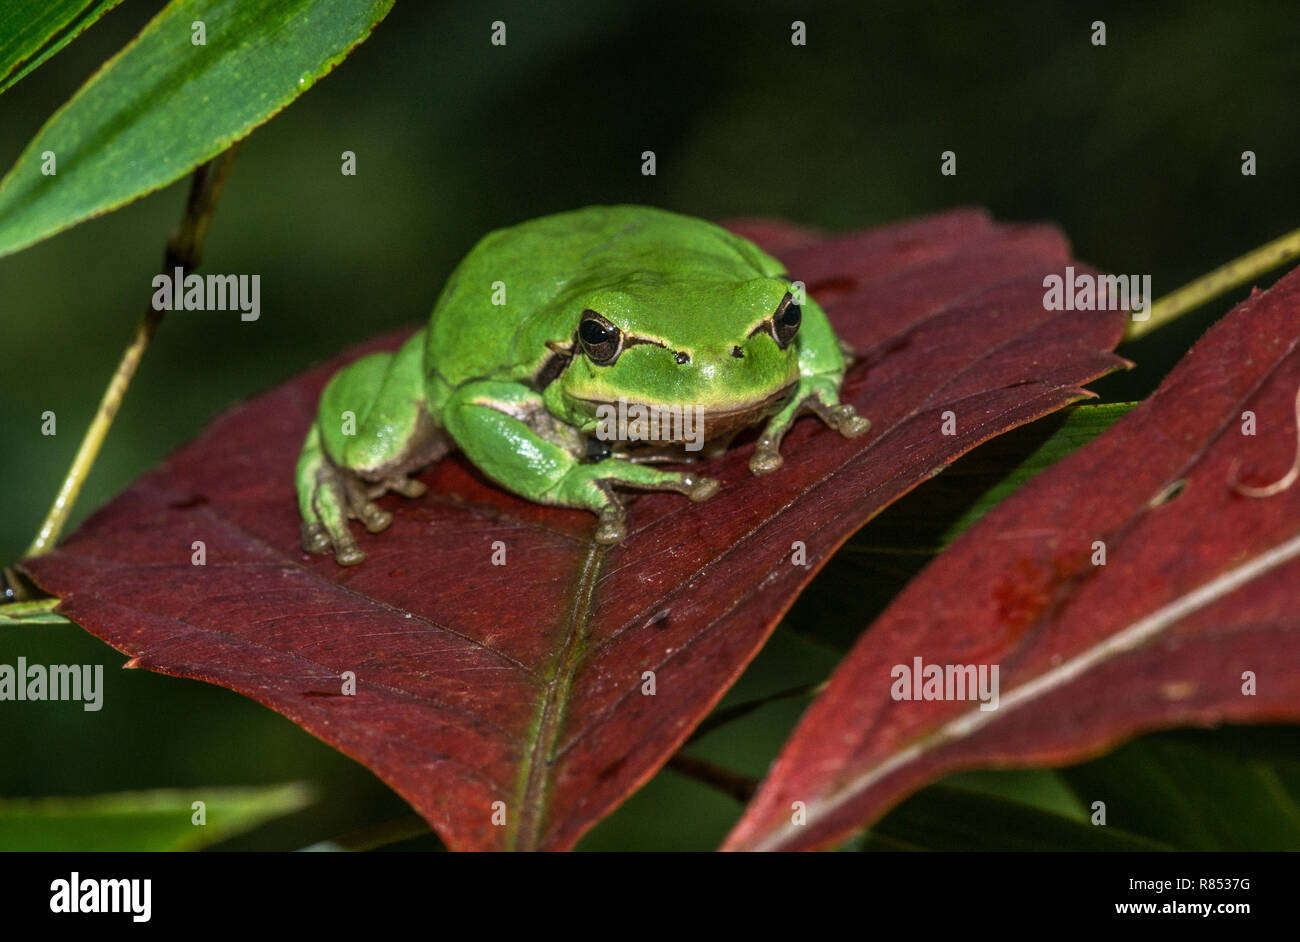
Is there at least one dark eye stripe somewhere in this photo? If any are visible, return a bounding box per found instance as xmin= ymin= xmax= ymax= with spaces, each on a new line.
xmin=746 ymin=291 xmax=801 ymax=348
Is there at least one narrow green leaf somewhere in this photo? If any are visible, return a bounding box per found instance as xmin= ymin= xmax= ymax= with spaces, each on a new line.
xmin=857 ymin=784 xmax=1172 ymax=851
xmin=0 ymin=0 xmax=395 ymax=258
xmin=0 ymin=1 xmax=124 ymax=95
xmin=864 ymin=401 xmax=1139 ymax=553
xmin=1060 ymin=738 xmax=1300 ymax=851
xmin=0 ymin=597 xmax=70 ymax=626
xmin=0 ymin=783 xmax=315 ymax=850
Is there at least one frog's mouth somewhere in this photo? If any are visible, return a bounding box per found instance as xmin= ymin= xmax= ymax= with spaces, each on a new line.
xmin=573 ymin=382 xmax=796 ymax=444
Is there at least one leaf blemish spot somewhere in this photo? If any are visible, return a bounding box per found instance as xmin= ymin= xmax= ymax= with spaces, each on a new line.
xmin=1148 ymin=478 xmax=1187 ymax=507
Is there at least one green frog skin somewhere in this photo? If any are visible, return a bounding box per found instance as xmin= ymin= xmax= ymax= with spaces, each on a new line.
xmin=295 ymin=204 xmax=869 ymax=565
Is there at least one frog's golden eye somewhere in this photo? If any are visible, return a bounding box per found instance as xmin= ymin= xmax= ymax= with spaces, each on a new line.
xmin=578 ymin=309 xmax=622 ymax=365
xmin=771 ymin=293 xmax=801 ymax=349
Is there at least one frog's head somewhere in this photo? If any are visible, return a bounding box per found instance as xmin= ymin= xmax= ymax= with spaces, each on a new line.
xmin=551 ymin=275 xmax=802 ymax=443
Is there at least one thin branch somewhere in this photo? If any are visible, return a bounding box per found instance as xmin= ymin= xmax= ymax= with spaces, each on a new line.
xmin=1126 ymin=225 xmax=1300 ymax=342
xmin=21 ymin=145 xmax=242 ymax=561
xmin=685 ymin=680 xmax=826 ymax=744
xmin=667 ymin=753 xmax=759 ymax=803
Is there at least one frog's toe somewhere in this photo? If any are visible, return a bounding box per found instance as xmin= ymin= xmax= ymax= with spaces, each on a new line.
xmin=301 ymin=513 xmax=365 ymax=566
xmin=360 ymin=507 xmax=393 ymax=533
xmin=345 ymin=496 xmax=391 ymax=534
xmin=324 ymin=516 xmax=366 ymax=564
xmin=808 ymin=398 xmax=870 ymax=438
xmin=300 ymin=521 xmax=332 ymax=555
xmin=832 ymin=404 xmax=870 ymax=438
xmin=749 ymin=437 xmax=785 ymax=475
xmin=344 ymin=477 xmax=394 ymax=533
xmin=681 ymin=473 xmax=720 ymax=501
xmin=389 ymin=476 xmax=427 ymax=499
xmin=594 ymin=505 xmax=627 ymax=544
xmin=366 ymin=475 xmax=427 ymax=500
xmin=334 ymin=542 xmax=366 ymax=566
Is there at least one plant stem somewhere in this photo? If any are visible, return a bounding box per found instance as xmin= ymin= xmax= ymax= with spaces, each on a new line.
xmin=685 ymin=680 xmax=826 ymax=744
xmin=22 ymin=145 xmax=241 ymax=560
xmin=1126 ymin=225 xmax=1300 ymax=341
xmin=667 ymin=753 xmax=759 ymax=803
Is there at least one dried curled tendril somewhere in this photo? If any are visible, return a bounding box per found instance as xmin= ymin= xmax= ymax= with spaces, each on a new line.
xmin=1229 ymin=385 xmax=1300 ymax=498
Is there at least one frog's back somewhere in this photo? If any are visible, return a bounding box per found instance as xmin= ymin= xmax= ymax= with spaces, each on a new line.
xmin=425 ymin=205 xmax=780 ymax=388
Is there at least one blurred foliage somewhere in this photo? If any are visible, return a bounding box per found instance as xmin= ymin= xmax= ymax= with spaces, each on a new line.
xmin=0 ymin=782 xmax=314 ymax=850
xmin=1 ymin=0 xmax=1296 ymax=850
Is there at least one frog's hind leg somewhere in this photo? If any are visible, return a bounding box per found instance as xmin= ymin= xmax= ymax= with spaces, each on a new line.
xmin=296 ymin=333 xmax=450 ymax=565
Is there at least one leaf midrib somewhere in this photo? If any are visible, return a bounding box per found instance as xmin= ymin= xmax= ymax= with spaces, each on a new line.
xmin=510 ymin=542 xmax=606 ymax=850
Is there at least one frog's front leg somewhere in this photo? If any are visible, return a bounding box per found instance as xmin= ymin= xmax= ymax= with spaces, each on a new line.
xmin=297 ymin=332 xmax=449 ymax=565
xmin=750 ymin=296 xmax=870 ymax=474
xmin=441 ymin=381 xmax=718 ymax=543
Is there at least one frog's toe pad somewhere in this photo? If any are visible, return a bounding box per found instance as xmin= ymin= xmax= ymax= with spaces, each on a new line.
xmin=301 ymin=521 xmax=366 ymax=566
xmin=682 ymin=474 xmax=720 ymax=501
xmin=389 ymin=476 xmax=427 ymax=499
xmin=833 ymin=405 xmax=870 ymax=438
xmin=334 ymin=544 xmax=366 ymax=566
xmin=749 ymin=440 xmax=784 ymax=475
xmin=360 ymin=507 xmax=393 ymax=533
xmin=301 ymin=521 xmax=332 ymax=554
xmin=594 ymin=506 xmax=627 ymax=544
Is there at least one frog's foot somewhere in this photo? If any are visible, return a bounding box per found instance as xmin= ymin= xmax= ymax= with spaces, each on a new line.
xmin=297 ymin=420 xmax=433 ymax=566
xmin=749 ymin=433 xmax=787 ymax=476
xmin=591 ymin=474 xmax=719 ymax=545
xmin=550 ymin=463 xmax=718 ymax=545
xmin=307 ymin=469 xmax=436 ymax=565
xmin=594 ymin=503 xmax=627 ymax=544
xmin=808 ymin=398 xmax=871 ymax=439
xmin=299 ymin=464 xmax=366 ymax=566
xmin=366 ymin=474 xmax=428 ymax=501
xmin=749 ymin=383 xmax=870 ymax=476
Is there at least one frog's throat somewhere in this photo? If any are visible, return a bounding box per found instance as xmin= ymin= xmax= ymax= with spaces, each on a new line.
xmin=570 ymin=382 xmax=796 ymax=443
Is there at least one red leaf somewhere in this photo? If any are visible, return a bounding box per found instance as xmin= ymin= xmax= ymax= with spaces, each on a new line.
xmin=723 ymin=267 xmax=1300 ymax=852
xmin=21 ymin=209 xmax=1127 ymax=850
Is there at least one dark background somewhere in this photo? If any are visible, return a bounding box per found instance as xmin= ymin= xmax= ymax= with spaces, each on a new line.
xmin=2 ymin=0 xmax=1298 ymax=850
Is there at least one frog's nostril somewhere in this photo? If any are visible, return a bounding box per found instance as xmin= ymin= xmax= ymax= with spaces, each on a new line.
xmin=731 ymin=345 xmax=744 ymax=359
xmin=675 ymin=351 xmax=690 ymax=364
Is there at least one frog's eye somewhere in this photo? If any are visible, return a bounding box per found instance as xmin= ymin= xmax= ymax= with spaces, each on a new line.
xmin=771 ymin=294 xmax=801 ymax=349
xmin=578 ymin=310 xmax=622 ymax=365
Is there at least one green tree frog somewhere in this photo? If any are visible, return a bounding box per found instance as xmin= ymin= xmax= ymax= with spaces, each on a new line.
xmin=296 ymin=205 xmax=869 ymax=565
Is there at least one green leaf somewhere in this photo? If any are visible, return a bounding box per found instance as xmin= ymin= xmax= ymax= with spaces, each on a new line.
xmin=1060 ymin=737 xmax=1300 ymax=851
xmin=868 ymin=400 xmax=1138 ymax=552
xmin=0 ymin=1 xmax=124 ymax=96
xmin=1146 ymin=724 xmax=1300 ymax=768
xmin=856 ymin=783 xmax=1172 ymax=851
xmin=0 ymin=0 xmax=395 ymax=258
xmin=0 ymin=782 xmax=315 ymax=850
xmin=0 ymin=598 xmax=70 ymax=626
